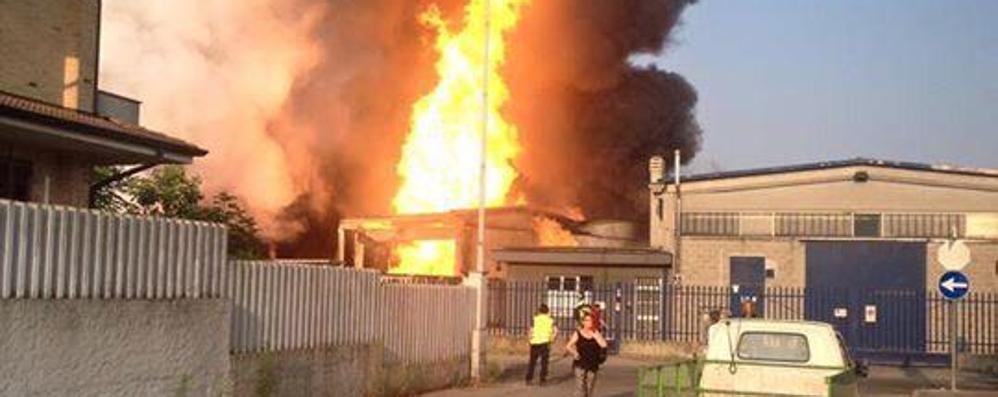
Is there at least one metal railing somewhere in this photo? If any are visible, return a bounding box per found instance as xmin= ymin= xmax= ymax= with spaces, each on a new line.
xmin=488 ymin=281 xmax=998 ymax=358
xmin=0 ymin=199 xmax=228 ymax=299
xmin=883 ymin=213 xmax=965 ymax=238
xmin=775 ymin=213 xmax=851 ymax=237
xmin=681 ymin=211 xmax=969 ymax=238
xmin=227 ymin=260 xmax=476 ymax=364
xmin=681 ymin=213 xmax=739 ymax=236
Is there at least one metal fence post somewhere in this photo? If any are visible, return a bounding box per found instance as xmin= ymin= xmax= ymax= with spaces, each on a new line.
xmin=950 ymin=299 xmax=957 ymax=390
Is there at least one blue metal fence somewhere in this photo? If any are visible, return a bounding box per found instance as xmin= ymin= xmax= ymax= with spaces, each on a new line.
xmin=487 ymin=280 xmax=998 ymax=360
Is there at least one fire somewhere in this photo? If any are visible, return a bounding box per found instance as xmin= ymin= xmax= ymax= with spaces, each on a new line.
xmin=389 ymin=0 xmax=529 ymax=276
xmin=393 ymin=240 xmax=457 ymax=276
xmin=533 ymin=216 xmax=578 ymax=247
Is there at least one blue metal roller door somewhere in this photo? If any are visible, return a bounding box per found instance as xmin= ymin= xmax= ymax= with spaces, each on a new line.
xmin=805 ymin=241 xmax=927 ymax=363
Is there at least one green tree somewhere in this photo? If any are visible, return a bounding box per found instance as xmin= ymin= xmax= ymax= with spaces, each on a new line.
xmin=92 ymin=166 xmax=135 ymax=213
xmin=200 ymin=192 xmax=267 ymax=260
xmin=128 ymin=165 xmax=204 ymax=219
xmin=93 ymin=165 xmax=268 ymax=260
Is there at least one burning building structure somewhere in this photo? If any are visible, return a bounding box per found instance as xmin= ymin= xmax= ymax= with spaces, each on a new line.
xmin=338 ymin=207 xmax=569 ymax=276
xmin=333 ymin=0 xmax=692 ymax=282
xmin=337 ymin=206 xmax=671 ymax=282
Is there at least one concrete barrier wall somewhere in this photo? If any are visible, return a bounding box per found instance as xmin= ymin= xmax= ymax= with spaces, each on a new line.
xmin=231 ymin=346 xmax=378 ymax=397
xmin=0 ymin=299 xmax=230 ymax=396
xmin=232 ymin=346 xmax=470 ymax=397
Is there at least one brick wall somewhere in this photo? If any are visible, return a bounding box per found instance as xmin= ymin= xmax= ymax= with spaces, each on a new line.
xmin=680 ymin=237 xmax=998 ymax=294
xmin=678 ymin=237 xmax=806 ymax=287
xmin=0 ymin=0 xmax=99 ymax=111
xmin=926 ymin=241 xmax=998 ymax=293
xmin=7 ymin=144 xmax=93 ymax=207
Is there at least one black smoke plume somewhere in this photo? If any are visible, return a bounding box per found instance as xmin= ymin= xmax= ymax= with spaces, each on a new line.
xmin=507 ymin=0 xmax=702 ymax=222
xmin=274 ymin=0 xmax=702 ymax=256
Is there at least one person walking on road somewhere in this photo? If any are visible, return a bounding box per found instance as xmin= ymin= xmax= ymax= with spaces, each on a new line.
xmin=526 ymin=303 xmax=557 ymax=385
xmin=566 ymin=313 xmax=608 ymax=397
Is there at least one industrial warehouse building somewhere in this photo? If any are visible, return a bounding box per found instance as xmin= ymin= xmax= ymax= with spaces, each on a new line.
xmin=649 ymin=158 xmax=998 ymax=291
xmin=648 ymin=158 xmax=998 ymax=357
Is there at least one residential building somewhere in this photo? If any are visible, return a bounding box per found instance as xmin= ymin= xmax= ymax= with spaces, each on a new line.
xmin=0 ymin=0 xmax=206 ymax=206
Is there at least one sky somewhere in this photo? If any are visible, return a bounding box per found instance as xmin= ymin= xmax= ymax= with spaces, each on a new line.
xmin=638 ymin=0 xmax=998 ymax=174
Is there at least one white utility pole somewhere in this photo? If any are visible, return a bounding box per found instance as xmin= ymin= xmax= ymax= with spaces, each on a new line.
xmin=673 ymin=149 xmax=682 ymax=281
xmin=469 ymin=0 xmax=492 ymax=382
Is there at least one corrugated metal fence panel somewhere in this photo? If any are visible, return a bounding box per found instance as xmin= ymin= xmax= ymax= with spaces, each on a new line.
xmin=379 ymin=283 xmax=475 ymax=364
xmin=227 ymin=260 xmax=475 ymax=365
xmin=0 ymin=199 xmax=227 ymax=299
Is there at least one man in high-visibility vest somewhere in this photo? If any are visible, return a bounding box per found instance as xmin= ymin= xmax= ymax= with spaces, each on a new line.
xmin=526 ymin=303 xmax=557 ymax=385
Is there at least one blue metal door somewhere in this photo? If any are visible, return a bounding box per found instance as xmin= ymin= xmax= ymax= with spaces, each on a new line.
xmin=730 ymin=256 xmax=765 ymax=317
xmin=805 ymin=241 xmax=927 ymax=363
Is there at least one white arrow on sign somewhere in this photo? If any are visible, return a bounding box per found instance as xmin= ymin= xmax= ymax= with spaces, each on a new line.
xmin=940 ymin=277 xmax=968 ymax=293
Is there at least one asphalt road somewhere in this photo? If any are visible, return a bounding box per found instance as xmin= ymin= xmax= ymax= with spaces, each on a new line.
xmin=421 ymin=355 xmax=998 ymax=397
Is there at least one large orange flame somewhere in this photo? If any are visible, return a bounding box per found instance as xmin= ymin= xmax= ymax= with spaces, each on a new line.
xmin=389 ymin=0 xmax=529 ymax=276
xmin=533 ymin=216 xmax=579 ymax=247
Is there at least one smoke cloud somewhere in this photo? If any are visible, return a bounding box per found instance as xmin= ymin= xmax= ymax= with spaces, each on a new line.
xmin=507 ymin=0 xmax=702 ymax=221
xmin=101 ymin=0 xmax=700 ymax=256
xmin=99 ymin=0 xmax=326 ymax=239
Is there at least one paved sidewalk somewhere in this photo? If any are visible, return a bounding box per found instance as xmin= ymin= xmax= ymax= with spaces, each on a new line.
xmin=860 ymin=366 xmax=998 ymax=396
xmin=422 ymin=354 xmax=651 ymax=397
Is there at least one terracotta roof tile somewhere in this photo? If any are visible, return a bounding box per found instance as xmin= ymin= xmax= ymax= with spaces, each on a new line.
xmin=0 ymin=91 xmax=207 ymax=157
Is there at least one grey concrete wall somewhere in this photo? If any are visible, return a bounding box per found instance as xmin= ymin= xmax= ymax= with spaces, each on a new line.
xmin=232 ymin=345 xmax=470 ymax=397
xmin=0 ymin=299 xmax=230 ymax=396
xmin=231 ymin=346 xmax=378 ymax=397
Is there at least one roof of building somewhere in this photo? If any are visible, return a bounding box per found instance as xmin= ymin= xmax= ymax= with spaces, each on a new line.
xmin=660 ymin=158 xmax=998 ymax=185
xmin=0 ymin=90 xmax=206 ymax=157
xmin=340 ymin=205 xmax=579 ymax=229
xmin=492 ymin=246 xmax=671 ymax=267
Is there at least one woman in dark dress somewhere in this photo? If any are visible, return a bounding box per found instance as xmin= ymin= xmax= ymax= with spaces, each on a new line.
xmin=566 ymin=313 xmax=608 ymax=397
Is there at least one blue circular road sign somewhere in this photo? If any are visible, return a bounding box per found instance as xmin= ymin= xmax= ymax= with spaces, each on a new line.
xmin=938 ymin=271 xmax=970 ymax=300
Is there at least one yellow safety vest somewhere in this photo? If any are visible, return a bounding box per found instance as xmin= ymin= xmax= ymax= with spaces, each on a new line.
xmin=530 ymin=313 xmax=555 ymax=345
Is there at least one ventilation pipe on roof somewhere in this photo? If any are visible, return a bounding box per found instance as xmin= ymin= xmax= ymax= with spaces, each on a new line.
xmin=649 ymin=155 xmax=665 ymax=184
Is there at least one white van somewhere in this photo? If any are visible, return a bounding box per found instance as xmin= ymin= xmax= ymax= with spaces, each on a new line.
xmin=700 ymin=319 xmax=864 ymax=396
xmin=639 ymin=319 xmax=866 ymax=396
